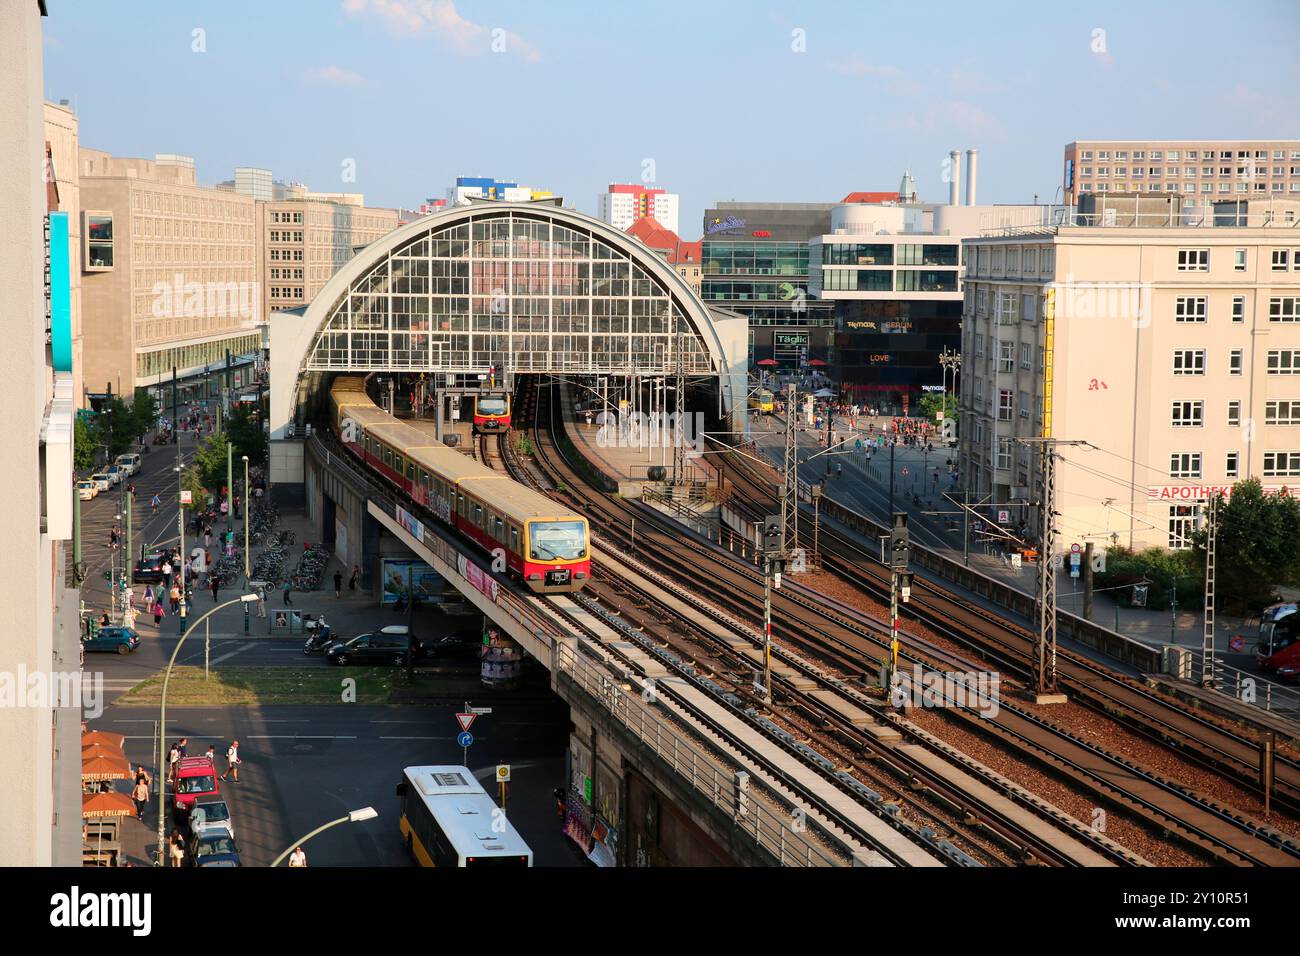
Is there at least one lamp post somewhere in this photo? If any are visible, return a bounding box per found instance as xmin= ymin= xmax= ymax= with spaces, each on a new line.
xmin=269 ymin=807 xmax=379 ymax=867
xmin=155 ymin=593 xmax=261 ymax=865
xmin=174 ymin=465 xmax=187 ymax=635
xmin=242 ymin=456 xmax=251 ymax=580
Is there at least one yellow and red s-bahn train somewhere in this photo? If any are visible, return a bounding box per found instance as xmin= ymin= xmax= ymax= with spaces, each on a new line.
xmin=472 ymin=393 xmax=511 ymax=434
xmin=331 ymin=376 xmax=589 ymax=593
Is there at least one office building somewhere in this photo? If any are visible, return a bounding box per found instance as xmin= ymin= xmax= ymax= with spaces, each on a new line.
xmin=598 ymin=183 xmax=680 ymax=235
xmin=234 ymin=166 xmax=273 ymax=202
xmin=1063 ymin=140 xmax=1300 ymax=206
xmin=449 ymin=176 xmax=553 ymax=205
xmin=960 ymin=194 xmax=1300 ymax=549
xmin=45 ymin=99 xmax=84 ymax=407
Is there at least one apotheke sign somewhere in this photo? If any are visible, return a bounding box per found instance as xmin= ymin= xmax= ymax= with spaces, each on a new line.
xmin=1147 ymin=484 xmax=1295 ymax=501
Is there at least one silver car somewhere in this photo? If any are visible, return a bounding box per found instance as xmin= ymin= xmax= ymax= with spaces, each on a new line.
xmin=188 ymin=795 xmax=235 ymax=841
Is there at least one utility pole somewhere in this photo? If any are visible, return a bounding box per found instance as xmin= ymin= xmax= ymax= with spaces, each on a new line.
xmin=888 ymin=439 xmax=896 ymax=514
xmin=887 ymin=513 xmax=913 ymax=697
xmin=1202 ymin=494 xmax=1218 ymax=687
xmin=672 ymin=330 xmax=687 ymax=486
xmin=962 ymin=487 xmax=970 ymax=566
xmin=1082 ymin=540 xmax=1094 ymax=621
xmin=125 ymin=486 xmax=133 ymax=588
xmin=171 ymin=365 xmax=178 ymax=444
xmin=226 ymin=441 xmax=233 ymax=539
xmin=779 ymin=382 xmax=799 ymax=562
xmin=760 ymin=515 xmax=784 ymax=705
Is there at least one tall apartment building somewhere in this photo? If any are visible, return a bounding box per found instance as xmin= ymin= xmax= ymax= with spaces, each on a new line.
xmin=598 ymin=183 xmax=680 ymax=235
xmin=79 ymin=148 xmax=263 ymax=402
xmin=1063 ymin=140 xmax=1300 ymax=206
xmin=0 ymin=0 xmax=82 ymax=866
xmin=260 ymin=197 xmax=398 ymax=314
xmin=959 ymin=195 xmax=1300 ymax=551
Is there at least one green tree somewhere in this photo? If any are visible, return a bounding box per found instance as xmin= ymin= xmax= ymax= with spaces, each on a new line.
xmin=89 ymin=396 xmax=135 ymax=458
xmin=129 ymin=389 xmax=158 ymax=441
xmin=182 ymin=430 xmax=231 ymax=504
xmin=73 ymin=416 xmax=97 ymax=472
xmin=1195 ymin=479 xmax=1300 ymax=610
xmin=225 ymin=403 xmax=266 ymax=468
xmin=918 ymin=392 xmax=958 ymax=425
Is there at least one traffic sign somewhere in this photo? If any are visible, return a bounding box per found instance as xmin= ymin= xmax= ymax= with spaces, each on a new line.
xmin=1070 ymin=543 xmax=1082 ymax=554
xmin=457 ymin=731 xmax=473 ymax=748
xmin=1229 ymin=635 xmax=1245 ymax=652
xmin=469 ymin=706 xmax=492 ymax=716
xmin=900 ymin=467 xmax=910 ymax=477
xmin=496 ymin=764 xmax=511 ymax=783
xmin=179 ymin=490 xmax=192 ymax=505
xmin=455 ymin=712 xmax=477 ymax=731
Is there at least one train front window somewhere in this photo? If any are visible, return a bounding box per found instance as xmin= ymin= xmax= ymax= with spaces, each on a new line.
xmin=529 ymin=521 xmax=586 ymax=561
xmin=478 ymin=398 xmax=508 ymax=416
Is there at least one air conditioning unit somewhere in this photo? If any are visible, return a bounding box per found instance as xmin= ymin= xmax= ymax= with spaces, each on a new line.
xmin=1162 ymin=645 xmax=1192 ymax=680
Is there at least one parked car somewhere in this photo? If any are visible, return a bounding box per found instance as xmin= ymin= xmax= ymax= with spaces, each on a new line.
xmin=419 ymin=628 xmax=483 ymax=661
xmin=77 ymin=480 xmax=98 ymax=501
xmin=326 ymin=626 xmax=417 ymax=666
xmin=104 ymin=465 xmax=125 ymax=486
xmin=115 ymin=453 xmax=142 ymax=476
xmin=89 ymin=473 xmax=111 ymax=492
xmin=133 ymin=552 xmax=169 ymax=583
xmin=188 ymin=795 xmax=235 ymax=841
xmin=82 ymin=626 xmax=139 ymax=656
xmin=189 ymin=831 xmax=241 ymax=867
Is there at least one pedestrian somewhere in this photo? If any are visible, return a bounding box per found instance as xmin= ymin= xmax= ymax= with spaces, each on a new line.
xmin=288 ymin=846 xmax=307 ymax=867
xmin=166 ymin=742 xmax=180 ymax=786
xmin=153 ymin=600 xmax=165 ymax=628
xmin=177 ymin=737 xmax=189 ymax=759
xmin=210 ymin=577 xmax=219 ymax=603
xmin=221 ymin=739 xmax=241 ymax=783
xmin=169 ymin=583 xmax=180 ymax=614
xmin=334 ymin=570 xmax=343 ymax=598
xmin=205 ymin=743 xmax=216 ymax=764
xmin=132 ymin=775 xmax=149 ymax=821
xmin=256 ymin=584 xmax=267 ymax=617
xmin=349 ymin=565 xmax=359 ymax=591
xmin=143 ymin=585 xmax=154 ymax=614
xmin=282 ymin=580 xmax=293 ymax=605
xmin=204 ymin=528 xmax=211 ymax=548
xmin=169 ymin=829 xmax=186 ymax=868
xmin=151 ymin=493 xmax=161 ymax=515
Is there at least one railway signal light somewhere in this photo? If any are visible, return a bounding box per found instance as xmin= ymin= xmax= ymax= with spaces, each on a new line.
xmin=889 ymin=512 xmax=911 ymax=571
xmin=763 ymin=515 xmax=783 ymax=556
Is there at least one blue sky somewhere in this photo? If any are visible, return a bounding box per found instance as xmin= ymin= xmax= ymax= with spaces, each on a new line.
xmin=43 ymin=0 xmax=1299 ymax=237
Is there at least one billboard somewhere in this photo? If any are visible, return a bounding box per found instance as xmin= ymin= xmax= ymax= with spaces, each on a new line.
xmin=380 ymin=558 xmax=446 ymax=605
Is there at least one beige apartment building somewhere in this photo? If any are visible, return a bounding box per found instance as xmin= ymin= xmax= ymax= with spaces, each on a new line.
xmin=960 ymin=197 xmax=1300 ymax=552
xmin=79 ymin=148 xmax=262 ymax=401
xmin=260 ymin=192 xmax=397 ymax=316
xmin=1063 ymin=140 xmax=1300 ymax=206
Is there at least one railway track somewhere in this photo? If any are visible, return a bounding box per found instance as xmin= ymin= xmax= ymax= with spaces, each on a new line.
xmin=719 ymin=433 xmax=1300 ymax=817
xmin=514 ymin=381 xmax=1300 ymax=867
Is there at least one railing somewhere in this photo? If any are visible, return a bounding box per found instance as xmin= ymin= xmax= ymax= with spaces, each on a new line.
xmin=982 ymin=200 xmax=1300 ymax=236
xmin=553 ymin=641 xmax=846 ymax=867
xmin=1188 ymin=654 xmax=1300 ymax=719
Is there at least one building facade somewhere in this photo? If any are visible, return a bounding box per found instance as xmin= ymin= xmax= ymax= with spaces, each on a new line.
xmin=1063 ymin=140 xmax=1300 ymax=206
xmin=79 ymin=148 xmax=264 ymax=400
xmin=701 ymin=202 xmax=838 ymax=367
xmin=45 ymin=100 xmax=84 ymax=407
xmin=960 ymin=200 xmax=1300 ymax=550
xmin=449 ymin=176 xmax=553 ymax=205
xmin=625 ymin=216 xmax=702 ymax=294
xmin=598 ymin=183 xmax=680 ymax=235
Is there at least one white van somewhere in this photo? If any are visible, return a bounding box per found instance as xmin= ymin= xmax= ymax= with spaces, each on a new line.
xmin=115 ymin=453 xmax=142 ymax=475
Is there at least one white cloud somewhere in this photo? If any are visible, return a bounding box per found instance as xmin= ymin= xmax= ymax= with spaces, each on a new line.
xmin=904 ymin=100 xmax=1007 ymax=142
xmin=302 ymin=65 xmax=373 ymax=88
xmin=342 ymin=0 xmax=540 ymax=62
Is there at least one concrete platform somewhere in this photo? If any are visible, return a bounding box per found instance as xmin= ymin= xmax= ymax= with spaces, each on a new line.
xmin=563 ymin=384 xmax=710 ymax=487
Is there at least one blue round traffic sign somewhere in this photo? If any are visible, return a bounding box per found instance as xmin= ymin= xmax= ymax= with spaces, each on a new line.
xmin=457 ymin=731 xmax=473 ymax=747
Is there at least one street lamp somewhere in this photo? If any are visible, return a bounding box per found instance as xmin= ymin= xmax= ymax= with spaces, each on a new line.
xmin=269 ymin=807 xmax=379 ymax=867
xmin=242 ymin=455 xmax=251 ymax=580
xmin=155 ymin=593 xmax=261 ymax=865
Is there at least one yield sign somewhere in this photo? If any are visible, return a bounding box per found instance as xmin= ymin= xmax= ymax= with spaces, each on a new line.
xmin=455 ymin=712 xmax=477 ymax=732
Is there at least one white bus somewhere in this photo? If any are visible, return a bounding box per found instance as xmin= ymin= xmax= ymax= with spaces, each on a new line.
xmin=396 ymin=765 xmax=533 ymax=867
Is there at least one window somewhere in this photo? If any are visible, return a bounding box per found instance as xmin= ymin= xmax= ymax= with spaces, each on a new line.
xmin=1271 ymin=297 xmax=1300 ymax=323
xmin=1227 ymin=400 xmax=1241 ymax=426
xmin=998 ymin=340 xmax=1014 ymax=372
xmin=1177 ymin=249 xmax=1209 ymax=271
xmin=1229 ymin=349 xmax=1243 ymax=375
xmin=1266 ymin=400 xmax=1300 ymax=425
xmin=1172 ymin=349 xmax=1206 ymax=374
xmin=1234 ymin=249 xmax=1247 ymax=271
xmin=1171 ymin=401 xmax=1204 ymax=426
xmin=1175 ymin=296 xmax=1207 ymax=322
xmin=996 ymin=437 xmax=1012 ymax=470
xmin=1232 ymin=296 xmax=1246 ymax=323
xmin=1020 ymin=343 xmax=1032 ymax=369
xmin=1264 ymin=452 xmax=1300 ymax=477
xmin=1273 ymin=250 xmax=1291 ymax=271
xmin=1169 ymin=453 xmax=1202 ymax=479
xmin=1168 ymin=505 xmax=1198 ymax=550
xmin=1269 ymin=349 xmax=1300 ymax=374
xmin=998 ymin=390 xmax=1013 ymax=421
xmin=1226 ymin=452 xmax=1239 ymax=478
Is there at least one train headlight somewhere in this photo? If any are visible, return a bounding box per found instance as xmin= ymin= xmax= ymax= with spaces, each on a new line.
xmin=527 ymin=573 xmax=541 ymax=581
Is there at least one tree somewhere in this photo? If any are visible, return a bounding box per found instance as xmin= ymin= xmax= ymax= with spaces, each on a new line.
xmin=918 ymin=392 xmax=958 ymax=426
xmin=225 ymin=403 xmax=266 ymax=468
xmin=183 ymin=430 xmax=231 ymax=504
xmin=129 ymin=389 xmax=158 ymax=441
xmin=89 ymin=396 xmax=135 ymax=458
xmin=1195 ymin=479 xmax=1300 ymax=610
xmin=73 ymin=416 xmax=97 ymax=472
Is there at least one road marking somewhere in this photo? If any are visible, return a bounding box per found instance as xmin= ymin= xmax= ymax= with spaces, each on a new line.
xmin=378 ymin=735 xmax=455 ymax=740
xmin=205 ymin=641 xmax=258 ymax=665
xmin=243 ymin=735 xmax=356 ymax=739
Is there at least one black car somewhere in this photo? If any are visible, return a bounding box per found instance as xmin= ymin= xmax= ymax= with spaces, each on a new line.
xmin=133 ymin=552 xmax=168 ymax=583
xmin=419 ymin=629 xmax=483 ymax=660
xmin=326 ymin=629 xmax=416 ymax=666
xmin=189 ymin=832 xmax=241 ymax=867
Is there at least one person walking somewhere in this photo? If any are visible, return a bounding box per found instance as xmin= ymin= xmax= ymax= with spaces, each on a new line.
xmin=256 ymin=584 xmax=267 ymax=618
xmin=161 ymin=559 xmax=172 ymax=589
xmin=210 ymin=577 xmax=219 ymax=603
xmin=288 ymin=846 xmax=307 ymax=867
xmin=333 ymin=570 xmax=343 ymax=599
xmin=151 ymin=492 xmax=161 ymax=515
xmin=143 ymin=585 xmax=155 ymax=615
xmin=166 ymin=742 xmax=180 ymax=787
xmin=153 ymin=599 xmax=165 ymax=628
xmin=169 ymin=583 xmax=181 ymax=614
xmin=282 ymin=580 xmax=293 ymax=605
xmin=205 ymin=743 xmax=216 ymax=764
xmin=169 ymin=829 xmax=186 ymax=868
xmin=221 ymin=739 xmax=241 ymax=783
xmin=348 ymin=565 xmax=359 ymax=591
xmin=131 ymin=774 xmax=149 ymax=822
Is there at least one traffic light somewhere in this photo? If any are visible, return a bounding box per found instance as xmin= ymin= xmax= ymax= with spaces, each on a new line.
xmin=889 ymin=512 xmax=911 ymax=572
xmin=762 ymin=515 xmax=783 ymax=555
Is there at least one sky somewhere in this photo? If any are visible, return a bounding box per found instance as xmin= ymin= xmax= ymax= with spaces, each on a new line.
xmin=42 ymin=0 xmax=1300 ymax=238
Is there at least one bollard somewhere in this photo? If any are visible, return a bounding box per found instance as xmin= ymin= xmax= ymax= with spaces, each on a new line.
xmin=244 ymin=602 xmax=250 ymax=635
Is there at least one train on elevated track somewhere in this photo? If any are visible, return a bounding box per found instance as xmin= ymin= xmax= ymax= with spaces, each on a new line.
xmin=330 ymin=376 xmax=589 ymax=594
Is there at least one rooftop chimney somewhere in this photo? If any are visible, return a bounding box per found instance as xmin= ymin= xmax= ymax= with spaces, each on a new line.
xmin=965 ymin=149 xmax=978 ymax=206
xmin=948 ymin=150 xmax=961 ymax=206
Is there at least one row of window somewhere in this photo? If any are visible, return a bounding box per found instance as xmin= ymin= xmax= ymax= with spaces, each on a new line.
xmin=1172 ymin=348 xmax=1244 ymax=374
xmin=1080 ymin=149 xmax=1300 ymax=161
xmin=1079 ymin=181 xmax=1298 ymax=194
xmin=269 ymin=230 xmax=305 ymax=243
xmin=1083 ymin=165 xmax=1300 ymax=178
xmin=269 ymin=249 xmax=305 ymax=261
xmin=270 ymin=211 xmax=304 ymax=224
xmin=269 ymin=287 xmax=303 ymax=299
xmin=1172 ymin=450 xmax=1300 ymax=479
